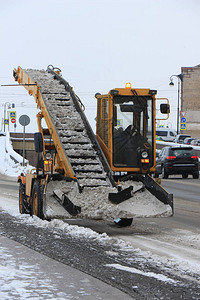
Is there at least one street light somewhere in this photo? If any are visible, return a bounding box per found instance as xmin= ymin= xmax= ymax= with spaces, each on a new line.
xmin=169 ymin=74 xmax=183 ymax=134
xmin=3 ymin=102 xmax=11 ymax=132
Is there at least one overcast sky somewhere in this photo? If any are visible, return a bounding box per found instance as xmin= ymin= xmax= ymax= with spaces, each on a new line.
xmin=0 ymin=0 xmax=200 ymax=131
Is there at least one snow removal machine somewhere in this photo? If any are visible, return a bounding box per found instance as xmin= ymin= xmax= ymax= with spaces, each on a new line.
xmin=14 ymin=66 xmax=173 ymax=226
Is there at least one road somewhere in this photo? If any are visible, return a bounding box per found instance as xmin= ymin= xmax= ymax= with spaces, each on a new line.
xmin=0 ymin=175 xmax=200 ymax=299
xmin=162 ymin=176 xmax=200 ymax=203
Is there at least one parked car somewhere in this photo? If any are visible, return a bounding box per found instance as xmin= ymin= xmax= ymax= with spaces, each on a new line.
xmin=183 ymin=137 xmax=196 ymax=145
xmin=174 ymin=134 xmax=191 ymax=144
xmin=191 ymin=139 xmax=200 ymax=146
xmin=156 ymin=127 xmax=176 ymax=142
xmin=155 ymin=146 xmax=199 ymax=179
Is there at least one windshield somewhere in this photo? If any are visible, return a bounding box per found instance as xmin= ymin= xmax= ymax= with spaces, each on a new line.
xmin=170 ymin=148 xmax=194 ymax=156
xmin=113 ymin=95 xmax=153 ymax=167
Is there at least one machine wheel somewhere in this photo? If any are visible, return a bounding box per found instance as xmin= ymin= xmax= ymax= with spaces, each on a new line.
xmin=182 ymin=174 xmax=188 ymax=179
xmin=31 ymin=180 xmax=44 ymax=219
xmin=193 ymin=172 xmax=199 ymax=179
xmin=161 ymin=166 xmax=168 ymax=179
xmin=19 ymin=183 xmax=27 ymax=214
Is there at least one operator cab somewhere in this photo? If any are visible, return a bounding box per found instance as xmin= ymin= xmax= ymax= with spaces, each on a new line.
xmin=113 ymin=93 xmax=153 ymax=169
xmin=95 ymin=84 xmax=169 ymax=175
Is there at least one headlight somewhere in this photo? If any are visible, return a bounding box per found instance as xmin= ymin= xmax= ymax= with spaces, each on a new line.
xmin=45 ymin=152 xmax=52 ymax=160
xmin=141 ymin=151 xmax=148 ymax=159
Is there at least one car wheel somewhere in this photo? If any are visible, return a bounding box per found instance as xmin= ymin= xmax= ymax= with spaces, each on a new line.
xmin=193 ymin=172 xmax=199 ymax=179
xmin=182 ymin=174 xmax=188 ymax=179
xmin=161 ymin=166 xmax=168 ymax=179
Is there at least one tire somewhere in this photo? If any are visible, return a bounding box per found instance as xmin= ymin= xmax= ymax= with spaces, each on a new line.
xmin=182 ymin=174 xmax=188 ymax=179
xmin=19 ymin=183 xmax=26 ymax=214
xmin=161 ymin=166 xmax=168 ymax=179
xmin=193 ymin=172 xmax=199 ymax=179
xmin=31 ymin=180 xmax=43 ymax=219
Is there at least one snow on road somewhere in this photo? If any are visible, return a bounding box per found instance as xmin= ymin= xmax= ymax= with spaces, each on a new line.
xmin=105 ymin=263 xmax=177 ymax=284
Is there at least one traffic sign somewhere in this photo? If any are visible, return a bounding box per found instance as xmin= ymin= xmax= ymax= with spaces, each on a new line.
xmin=4 ymin=119 xmax=9 ymax=125
xmin=11 ymin=118 xmax=16 ymax=124
xmin=180 ymin=123 xmax=187 ymax=130
xmin=181 ymin=117 xmax=186 ymax=123
xmin=19 ymin=115 xmax=30 ymax=126
xmin=181 ymin=111 xmax=186 ymax=117
xmin=10 ymin=111 xmax=16 ymax=118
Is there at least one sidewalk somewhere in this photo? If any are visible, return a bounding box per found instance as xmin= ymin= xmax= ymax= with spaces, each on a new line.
xmin=0 ymin=235 xmax=133 ymax=299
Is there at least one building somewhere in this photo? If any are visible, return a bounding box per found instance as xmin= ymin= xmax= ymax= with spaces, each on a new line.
xmin=181 ymin=64 xmax=200 ymax=138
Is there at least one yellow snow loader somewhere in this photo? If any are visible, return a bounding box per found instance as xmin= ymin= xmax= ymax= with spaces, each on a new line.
xmin=14 ymin=66 xmax=173 ymax=226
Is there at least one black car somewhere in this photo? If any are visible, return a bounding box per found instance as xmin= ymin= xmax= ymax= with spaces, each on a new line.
xmin=155 ymin=146 xmax=199 ymax=179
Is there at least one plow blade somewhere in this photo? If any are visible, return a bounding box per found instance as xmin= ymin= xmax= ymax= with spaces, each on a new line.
xmin=108 ymin=185 xmax=145 ymax=204
xmin=134 ymin=174 xmax=174 ymax=213
xmin=109 ymin=186 xmax=133 ymax=204
xmin=53 ymin=191 xmax=81 ymax=216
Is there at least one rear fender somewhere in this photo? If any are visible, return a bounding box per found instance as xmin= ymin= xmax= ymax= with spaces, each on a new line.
xmin=25 ymin=173 xmax=38 ymax=197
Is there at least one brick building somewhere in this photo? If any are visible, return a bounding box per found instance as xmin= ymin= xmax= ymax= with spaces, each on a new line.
xmin=181 ymin=64 xmax=200 ymax=138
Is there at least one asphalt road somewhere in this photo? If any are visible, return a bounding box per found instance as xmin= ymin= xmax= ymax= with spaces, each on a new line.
xmin=161 ymin=175 xmax=200 ymax=203
xmin=0 ymin=175 xmax=200 ymax=299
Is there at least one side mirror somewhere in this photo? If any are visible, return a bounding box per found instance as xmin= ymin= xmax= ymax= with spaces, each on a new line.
xmin=160 ymin=103 xmax=170 ymax=114
xmin=34 ymin=132 xmax=43 ymax=153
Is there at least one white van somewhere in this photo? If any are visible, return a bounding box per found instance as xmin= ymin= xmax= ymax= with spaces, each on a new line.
xmin=156 ymin=127 xmax=176 ymax=142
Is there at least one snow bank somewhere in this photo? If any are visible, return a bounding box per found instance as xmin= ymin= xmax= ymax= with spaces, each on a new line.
xmin=0 ymin=134 xmax=33 ymax=178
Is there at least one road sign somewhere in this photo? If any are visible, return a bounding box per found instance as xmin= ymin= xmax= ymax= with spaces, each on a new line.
xmin=158 ymin=125 xmax=164 ymax=128
xmin=4 ymin=119 xmax=9 ymax=125
xmin=117 ymin=119 xmax=122 ymax=126
xmin=181 ymin=111 xmax=186 ymax=117
xmin=19 ymin=115 xmax=30 ymax=126
xmin=11 ymin=118 xmax=16 ymax=124
xmin=10 ymin=111 xmax=16 ymax=118
xmin=180 ymin=123 xmax=187 ymax=130
xmin=181 ymin=117 xmax=186 ymax=123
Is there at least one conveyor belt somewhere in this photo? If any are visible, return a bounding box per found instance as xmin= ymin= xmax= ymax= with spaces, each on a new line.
xmin=25 ymin=69 xmax=115 ymax=189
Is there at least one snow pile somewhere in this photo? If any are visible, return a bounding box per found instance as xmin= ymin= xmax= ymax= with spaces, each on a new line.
xmin=44 ymin=180 xmax=172 ymax=221
xmin=0 ymin=134 xmax=33 ymax=178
